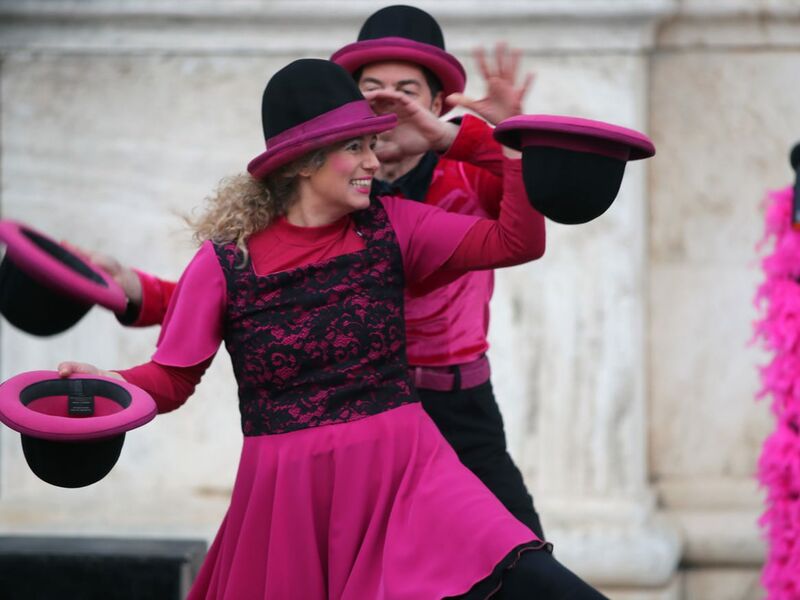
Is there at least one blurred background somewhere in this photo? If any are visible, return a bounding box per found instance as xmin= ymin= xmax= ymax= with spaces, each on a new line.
xmin=1 ymin=0 xmax=799 ymax=598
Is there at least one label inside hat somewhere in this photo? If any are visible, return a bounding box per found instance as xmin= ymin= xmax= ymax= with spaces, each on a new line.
xmin=20 ymin=377 xmax=131 ymax=418
xmin=68 ymin=394 xmax=95 ymax=416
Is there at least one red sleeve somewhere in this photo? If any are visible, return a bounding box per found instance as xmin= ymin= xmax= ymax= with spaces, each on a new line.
xmin=443 ymin=114 xmax=504 ymax=177
xmin=116 ymin=358 xmax=212 ymax=414
xmin=442 ymin=114 xmax=505 ymax=217
xmin=134 ymin=270 xmax=177 ymax=326
xmin=115 ymin=270 xmax=177 ymax=327
xmin=442 ymin=157 xmax=545 ymax=272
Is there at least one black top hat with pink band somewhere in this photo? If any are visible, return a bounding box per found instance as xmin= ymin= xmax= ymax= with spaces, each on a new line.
xmin=248 ymin=59 xmax=398 ymax=179
xmin=0 ymin=220 xmax=127 ymax=335
xmin=494 ymin=115 xmax=656 ymax=225
xmin=0 ymin=371 xmax=156 ymax=487
xmin=330 ymin=5 xmax=466 ymax=111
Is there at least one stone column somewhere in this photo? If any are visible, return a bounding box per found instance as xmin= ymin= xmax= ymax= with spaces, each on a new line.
xmin=490 ymin=90 xmax=681 ymax=600
xmin=440 ymin=2 xmax=681 ymax=600
xmin=647 ymin=3 xmax=800 ymax=598
xmin=479 ymin=3 xmax=683 ymax=598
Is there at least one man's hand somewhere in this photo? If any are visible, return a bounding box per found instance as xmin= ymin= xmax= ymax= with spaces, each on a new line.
xmin=364 ymin=89 xmax=459 ymax=159
xmin=447 ymin=43 xmax=535 ymax=125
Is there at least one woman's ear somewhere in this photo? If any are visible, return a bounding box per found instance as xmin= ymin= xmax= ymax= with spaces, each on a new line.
xmin=296 ymin=167 xmax=315 ymax=178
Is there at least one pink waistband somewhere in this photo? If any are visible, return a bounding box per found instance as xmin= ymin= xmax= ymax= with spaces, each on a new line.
xmin=409 ymin=356 xmax=491 ymax=392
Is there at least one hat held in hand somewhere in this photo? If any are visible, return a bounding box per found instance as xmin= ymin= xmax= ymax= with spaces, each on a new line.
xmin=0 ymin=220 xmax=127 ymax=336
xmin=0 ymin=371 xmax=156 ymax=488
xmin=494 ymin=115 xmax=656 ymax=225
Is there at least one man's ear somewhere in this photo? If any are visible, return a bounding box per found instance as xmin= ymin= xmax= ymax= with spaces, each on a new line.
xmin=430 ymin=91 xmax=444 ymax=117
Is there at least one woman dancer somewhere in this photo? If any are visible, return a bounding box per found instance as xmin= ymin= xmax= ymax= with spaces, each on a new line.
xmin=59 ymin=59 xmax=605 ymax=599
xmin=75 ymin=5 xmax=546 ymax=540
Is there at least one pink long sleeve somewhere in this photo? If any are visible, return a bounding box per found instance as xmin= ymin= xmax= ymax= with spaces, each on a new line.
xmin=442 ymin=157 xmax=545 ymax=272
xmin=112 ymin=242 xmax=226 ymax=413
xmin=134 ymin=271 xmax=177 ymax=326
xmin=152 ymin=242 xmax=226 ymax=367
xmin=381 ymin=156 xmax=544 ymax=293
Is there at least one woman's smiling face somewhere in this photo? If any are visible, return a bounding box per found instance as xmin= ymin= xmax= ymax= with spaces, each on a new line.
xmin=299 ymin=135 xmax=380 ymax=219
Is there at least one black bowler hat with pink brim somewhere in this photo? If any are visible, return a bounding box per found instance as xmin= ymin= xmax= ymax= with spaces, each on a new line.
xmin=0 ymin=371 xmax=156 ymax=488
xmin=248 ymin=59 xmax=398 ymax=180
xmin=494 ymin=115 xmax=656 ymax=225
xmin=0 ymin=220 xmax=127 ymax=336
xmin=330 ymin=5 xmax=466 ymax=111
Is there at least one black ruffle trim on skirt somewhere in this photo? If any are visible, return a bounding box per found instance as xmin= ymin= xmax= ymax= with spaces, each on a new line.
xmin=447 ymin=540 xmax=554 ymax=600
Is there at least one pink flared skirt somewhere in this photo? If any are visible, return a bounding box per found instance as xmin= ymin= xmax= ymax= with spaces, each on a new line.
xmin=188 ymin=403 xmax=543 ymax=599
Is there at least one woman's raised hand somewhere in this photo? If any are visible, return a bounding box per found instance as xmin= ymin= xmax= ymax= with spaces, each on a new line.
xmin=363 ymin=89 xmax=458 ymax=160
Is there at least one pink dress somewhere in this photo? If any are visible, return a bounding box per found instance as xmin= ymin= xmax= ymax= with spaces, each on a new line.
xmin=126 ymin=189 xmax=547 ymax=599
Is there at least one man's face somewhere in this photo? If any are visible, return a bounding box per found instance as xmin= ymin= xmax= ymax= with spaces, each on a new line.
xmin=358 ymin=61 xmax=443 ymax=116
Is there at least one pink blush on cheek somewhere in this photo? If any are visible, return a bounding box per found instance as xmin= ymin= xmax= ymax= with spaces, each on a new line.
xmin=327 ymin=153 xmax=356 ymax=175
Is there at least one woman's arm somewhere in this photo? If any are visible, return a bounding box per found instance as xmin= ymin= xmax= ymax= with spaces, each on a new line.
xmin=118 ymin=271 xmax=177 ymax=327
xmin=57 ymin=241 xmax=225 ymax=410
xmin=117 ymin=359 xmax=212 ymax=413
xmin=59 ymin=241 xmax=177 ymax=327
xmin=441 ymin=155 xmax=545 ymax=272
xmin=57 ymin=358 xmax=212 ymax=414
xmin=381 ymin=152 xmax=544 ymax=290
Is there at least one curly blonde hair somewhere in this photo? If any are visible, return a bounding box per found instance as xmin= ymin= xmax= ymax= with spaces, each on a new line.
xmin=190 ymin=148 xmax=329 ymax=261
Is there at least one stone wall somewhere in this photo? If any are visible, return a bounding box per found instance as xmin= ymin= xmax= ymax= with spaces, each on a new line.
xmin=1 ymin=1 xmax=799 ymax=598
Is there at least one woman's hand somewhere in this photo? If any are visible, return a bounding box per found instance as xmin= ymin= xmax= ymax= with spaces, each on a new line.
xmin=61 ymin=241 xmax=143 ymax=307
xmin=363 ymin=89 xmax=459 ymax=159
xmin=57 ymin=361 xmax=123 ymax=380
xmin=447 ymin=43 xmax=535 ymax=126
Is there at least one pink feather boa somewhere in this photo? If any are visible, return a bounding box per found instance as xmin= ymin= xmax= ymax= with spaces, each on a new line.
xmin=754 ymin=185 xmax=800 ymax=598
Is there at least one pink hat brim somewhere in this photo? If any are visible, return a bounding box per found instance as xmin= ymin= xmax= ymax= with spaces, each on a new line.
xmin=248 ymin=106 xmax=397 ymax=180
xmin=494 ymin=115 xmax=656 ymax=161
xmin=0 ymin=371 xmax=156 ymax=441
xmin=0 ymin=220 xmax=127 ymax=313
xmin=331 ymin=37 xmax=466 ymax=110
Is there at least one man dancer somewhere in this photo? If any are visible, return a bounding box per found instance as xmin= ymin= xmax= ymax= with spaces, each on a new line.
xmin=330 ymin=5 xmax=546 ymax=537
